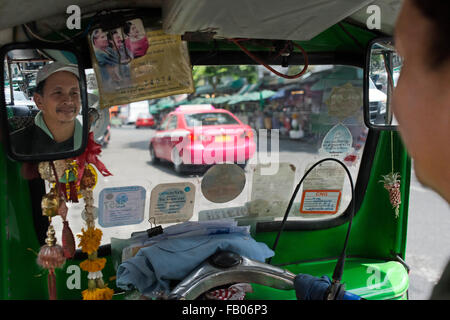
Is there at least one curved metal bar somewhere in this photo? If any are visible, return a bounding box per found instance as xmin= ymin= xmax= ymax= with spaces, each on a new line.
xmin=168 ymin=255 xmax=295 ymax=300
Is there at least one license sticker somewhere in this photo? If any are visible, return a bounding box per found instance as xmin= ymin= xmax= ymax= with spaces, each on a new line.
xmin=149 ymin=182 xmax=195 ymax=224
xmin=198 ymin=206 xmax=249 ymax=221
xmin=319 ymin=123 xmax=353 ymax=158
xmin=300 ymin=190 xmax=342 ymax=214
xmin=98 ymin=186 xmax=146 ymax=227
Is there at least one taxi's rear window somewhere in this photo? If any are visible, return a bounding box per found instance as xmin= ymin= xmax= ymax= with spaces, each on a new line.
xmin=184 ymin=112 xmax=240 ymax=127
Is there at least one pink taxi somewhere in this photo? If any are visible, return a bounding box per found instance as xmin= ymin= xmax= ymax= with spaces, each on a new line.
xmin=149 ymin=105 xmax=256 ymax=173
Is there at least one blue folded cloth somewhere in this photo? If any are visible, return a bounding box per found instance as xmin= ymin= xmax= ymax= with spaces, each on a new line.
xmin=116 ymin=233 xmax=274 ymax=297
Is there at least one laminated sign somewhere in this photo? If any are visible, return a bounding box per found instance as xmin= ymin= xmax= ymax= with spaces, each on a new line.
xmin=88 ymin=18 xmax=194 ymax=109
xmin=98 ymin=186 xmax=146 ymax=227
xmin=149 ymin=182 xmax=195 ymax=224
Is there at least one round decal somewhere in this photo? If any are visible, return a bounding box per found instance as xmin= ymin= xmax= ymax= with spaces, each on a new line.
xmin=201 ymin=164 xmax=246 ymax=203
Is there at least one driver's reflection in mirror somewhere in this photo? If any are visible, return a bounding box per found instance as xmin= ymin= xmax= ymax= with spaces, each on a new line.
xmin=10 ymin=62 xmax=82 ymax=155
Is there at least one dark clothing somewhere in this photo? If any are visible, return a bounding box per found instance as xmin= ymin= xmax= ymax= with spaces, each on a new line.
xmin=10 ymin=124 xmax=74 ymax=155
xmin=430 ymin=259 xmax=450 ymax=299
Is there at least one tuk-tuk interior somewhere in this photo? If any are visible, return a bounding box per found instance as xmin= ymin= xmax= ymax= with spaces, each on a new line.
xmin=0 ymin=0 xmax=410 ymax=300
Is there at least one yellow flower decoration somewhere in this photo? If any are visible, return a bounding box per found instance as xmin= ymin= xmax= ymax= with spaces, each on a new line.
xmin=80 ymin=258 xmax=107 ymax=273
xmin=82 ymin=287 xmax=114 ymax=300
xmin=77 ymin=228 xmax=102 ymax=254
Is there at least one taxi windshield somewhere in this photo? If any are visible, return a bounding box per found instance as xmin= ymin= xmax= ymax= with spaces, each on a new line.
xmin=184 ymin=112 xmax=240 ymax=126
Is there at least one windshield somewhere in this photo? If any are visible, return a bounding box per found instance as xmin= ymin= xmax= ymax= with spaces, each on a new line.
xmin=54 ymin=64 xmax=368 ymax=245
xmin=184 ymin=112 xmax=240 ymax=126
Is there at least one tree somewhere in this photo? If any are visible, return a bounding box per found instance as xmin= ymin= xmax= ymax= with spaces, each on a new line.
xmin=192 ymin=65 xmax=258 ymax=92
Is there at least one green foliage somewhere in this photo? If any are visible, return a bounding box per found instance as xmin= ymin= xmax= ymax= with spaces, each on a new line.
xmin=192 ymin=65 xmax=258 ymax=90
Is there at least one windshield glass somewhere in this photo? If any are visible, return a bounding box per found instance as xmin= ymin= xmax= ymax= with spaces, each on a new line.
xmin=184 ymin=112 xmax=239 ymax=126
xmin=53 ymin=64 xmax=368 ymax=245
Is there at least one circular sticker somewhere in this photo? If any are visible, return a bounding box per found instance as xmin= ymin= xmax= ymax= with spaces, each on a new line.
xmin=201 ymin=164 xmax=246 ymax=203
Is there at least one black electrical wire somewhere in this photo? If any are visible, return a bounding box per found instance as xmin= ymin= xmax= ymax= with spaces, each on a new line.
xmin=267 ymin=158 xmax=355 ymax=285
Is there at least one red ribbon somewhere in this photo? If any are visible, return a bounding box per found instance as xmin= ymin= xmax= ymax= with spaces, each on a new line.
xmin=62 ymin=221 xmax=76 ymax=259
xmin=75 ymin=132 xmax=112 ymax=184
xmin=48 ymin=269 xmax=57 ymax=300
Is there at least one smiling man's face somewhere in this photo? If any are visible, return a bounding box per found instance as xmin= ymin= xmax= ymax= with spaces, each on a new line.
xmin=34 ymin=71 xmax=81 ymax=126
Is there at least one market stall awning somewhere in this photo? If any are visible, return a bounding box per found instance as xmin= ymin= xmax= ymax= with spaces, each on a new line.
xmin=157 ymin=97 xmax=175 ymax=109
xmin=149 ymin=105 xmax=159 ymax=114
xmin=309 ymin=66 xmax=363 ymax=91
xmin=227 ymin=90 xmax=275 ymax=105
xmin=236 ymin=80 xmax=262 ymax=94
xmin=195 ymin=78 xmax=246 ymax=95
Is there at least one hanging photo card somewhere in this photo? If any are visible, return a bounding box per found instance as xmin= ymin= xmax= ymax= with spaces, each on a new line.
xmin=98 ymin=186 xmax=146 ymax=227
xmin=149 ymin=182 xmax=195 ymax=224
xmin=88 ymin=19 xmax=194 ymax=109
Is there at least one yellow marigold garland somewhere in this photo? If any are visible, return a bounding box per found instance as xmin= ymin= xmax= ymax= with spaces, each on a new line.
xmin=77 ymin=186 xmax=114 ymax=300
xmin=80 ymin=258 xmax=107 ymax=273
xmin=82 ymin=287 xmax=114 ymax=300
xmin=77 ymin=227 xmax=102 ymax=254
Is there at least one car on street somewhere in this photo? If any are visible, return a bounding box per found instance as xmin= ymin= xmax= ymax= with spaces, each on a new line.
xmin=368 ymin=78 xmax=387 ymax=124
xmin=149 ymin=104 xmax=256 ymax=173
xmin=135 ymin=112 xmax=155 ymax=128
xmin=4 ymin=89 xmax=38 ymax=131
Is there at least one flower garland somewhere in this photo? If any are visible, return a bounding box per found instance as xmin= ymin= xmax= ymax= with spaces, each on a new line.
xmin=33 ymin=112 xmax=113 ymax=300
xmin=77 ymin=178 xmax=114 ymax=300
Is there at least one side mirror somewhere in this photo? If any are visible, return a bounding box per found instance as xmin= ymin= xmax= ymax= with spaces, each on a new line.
xmin=0 ymin=42 xmax=89 ymax=161
xmin=364 ymin=37 xmax=402 ymax=130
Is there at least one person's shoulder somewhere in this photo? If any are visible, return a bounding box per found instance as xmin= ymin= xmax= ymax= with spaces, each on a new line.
xmin=9 ymin=124 xmax=38 ymax=154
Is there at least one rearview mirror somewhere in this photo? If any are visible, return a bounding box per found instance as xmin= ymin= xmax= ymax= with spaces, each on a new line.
xmin=364 ymin=38 xmax=402 ymax=130
xmin=0 ymin=42 xmax=88 ymax=161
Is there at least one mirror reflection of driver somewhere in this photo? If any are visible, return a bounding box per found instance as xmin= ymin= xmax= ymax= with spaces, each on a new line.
xmin=10 ymin=62 xmax=82 ymax=155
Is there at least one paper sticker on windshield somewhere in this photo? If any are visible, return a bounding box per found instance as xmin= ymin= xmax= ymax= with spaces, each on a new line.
xmin=98 ymin=186 xmax=146 ymax=227
xmin=149 ymin=182 xmax=195 ymax=224
xmin=300 ymin=190 xmax=341 ymax=214
xmin=303 ymin=161 xmax=345 ymax=190
xmin=325 ymin=82 xmax=363 ymax=121
xmin=198 ymin=206 xmax=249 ymax=221
xmin=319 ymin=123 xmax=353 ymax=158
xmin=250 ymin=163 xmax=296 ymax=217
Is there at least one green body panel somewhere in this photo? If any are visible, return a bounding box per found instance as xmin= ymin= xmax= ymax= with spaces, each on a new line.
xmin=0 ymin=144 xmax=47 ymax=299
xmin=246 ymin=258 xmax=409 ymax=300
xmin=188 ymin=22 xmax=376 ymax=54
